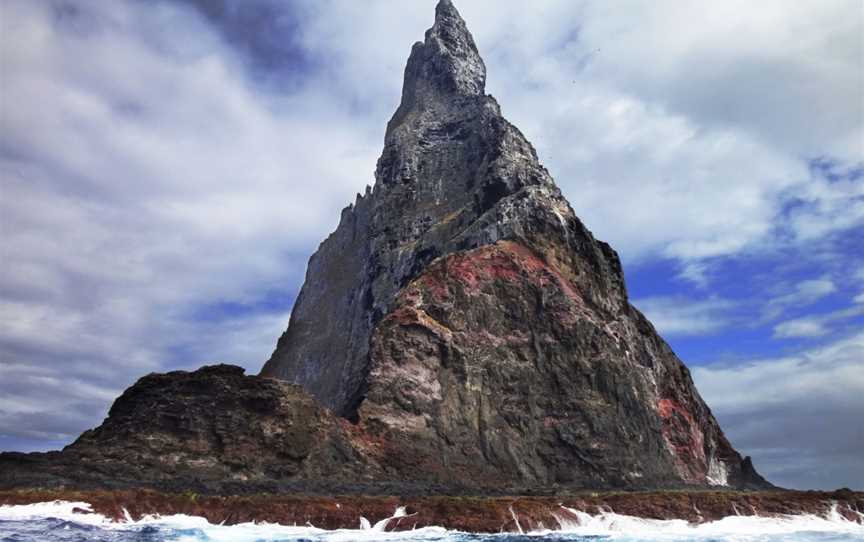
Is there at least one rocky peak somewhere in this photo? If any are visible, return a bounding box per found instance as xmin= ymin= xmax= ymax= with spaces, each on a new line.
xmin=0 ymin=0 xmax=771 ymax=496
xmin=260 ymin=0 xmax=769 ymax=491
xmin=261 ymin=0 xmax=577 ymax=420
xmin=386 ymin=0 xmax=486 ymax=140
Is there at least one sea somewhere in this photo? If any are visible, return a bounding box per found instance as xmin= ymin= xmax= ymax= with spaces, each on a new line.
xmin=1 ymin=501 xmax=862 ymax=542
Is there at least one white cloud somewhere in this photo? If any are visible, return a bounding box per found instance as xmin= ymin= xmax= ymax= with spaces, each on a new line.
xmin=693 ymin=331 xmax=864 ymax=489
xmin=772 ymin=319 xmax=828 ymax=339
xmin=762 ymin=277 xmax=838 ymax=320
xmin=632 ymin=296 xmax=735 ymax=336
xmin=695 ymin=331 xmax=864 ymax=412
xmin=772 ymin=304 xmax=864 ymax=339
xmin=780 ymin=278 xmax=837 ymax=303
xmin=0 ymin=0 xmax=376 ymax=440
xmin=785 ymin=168 xmax=864 ymax=243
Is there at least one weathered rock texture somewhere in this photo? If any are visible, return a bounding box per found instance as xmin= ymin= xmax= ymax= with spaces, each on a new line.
xmin=0 ymin=366 xmax=372 ymax=494
xmin=261 ymin=0 xmax=768 ymax=490
xmin=0 ymin=0 xmax=770 ymax=495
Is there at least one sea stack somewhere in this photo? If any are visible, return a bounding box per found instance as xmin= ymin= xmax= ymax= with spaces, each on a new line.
xmin=262 ymin=0 xmax=768 ymax=490
xmin=0 ymin=0 xmax=770 ymax=495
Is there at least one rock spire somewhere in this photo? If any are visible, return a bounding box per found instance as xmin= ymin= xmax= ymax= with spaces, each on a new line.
xmin=257 ymin=0 xmax=769 ymax=490
xmin=0 ymin=0 xmax=774 ymax=494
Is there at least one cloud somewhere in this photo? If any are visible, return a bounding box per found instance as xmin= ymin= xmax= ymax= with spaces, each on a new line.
xmin=772 ymin=319 xmax=829 ymax=339
xmin=0 ymin=0 xmax=378 ymax=442
xmin=784 ymin=169 xmax=864 ymax=244
xmin=632 ymin=296 xmax=735 ymax=336
xmin=761 ymin=276 xmax=837 ymax=321
xmin=693 ymin=331 xmax=864 ymax=489
xmin=772 ymin=278 xmax=837 ymax=306
xmin=772 ymin=304 xmax=864 ymax=339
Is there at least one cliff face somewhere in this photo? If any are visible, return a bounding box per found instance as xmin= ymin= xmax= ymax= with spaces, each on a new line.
xmin=261 ymin=0 xmax=567 ymax=420
xmin=0 ymin=0 xmax=770 ymax=495
xmin=260 ymin=0 xmax=626 ymax=418
xmin=261 ymin=0 xmax=768 ymax=490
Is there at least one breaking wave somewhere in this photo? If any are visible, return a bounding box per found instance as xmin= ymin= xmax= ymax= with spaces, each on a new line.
xmin=0 ymin=499 xmax=861 ymax=541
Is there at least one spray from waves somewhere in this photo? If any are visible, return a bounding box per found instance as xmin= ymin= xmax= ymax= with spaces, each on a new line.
xmin=0 ymin=500 xmax=446 ymax=541
xmin=1 ymin=499 xmax=862 ymax=541
xmin=550 ymin=504 xmax=864 ymax=537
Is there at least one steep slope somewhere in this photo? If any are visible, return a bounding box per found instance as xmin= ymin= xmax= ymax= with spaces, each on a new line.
xmin=0 ymin=0 xmax=770 ymax=495
xmin=262 ymin=0 xmax=572 ymax=419
xmin=262 ymin=0 xmax=769 ymax=490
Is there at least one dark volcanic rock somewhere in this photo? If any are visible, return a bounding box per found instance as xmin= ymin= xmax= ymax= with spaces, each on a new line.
xmin=260 ymin=0 xmax=566 ymax=419
xmin=261 ymin=0 xmax=769 ymax=491
xmin=0 ymin=365 xmax=371 ymax=493
xmin=358 ymin=242 xmax=762 ymax=490
xmin=0 ymin=0 xmax=771 ymax=495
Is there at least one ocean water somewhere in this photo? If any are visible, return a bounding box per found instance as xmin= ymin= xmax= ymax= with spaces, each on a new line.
xmin=1 ymin=501 xmax=862 ymax=542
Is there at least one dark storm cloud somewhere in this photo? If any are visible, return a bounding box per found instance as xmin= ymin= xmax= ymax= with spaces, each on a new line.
xmin=168 ymin=0 xmax=314 ymax=88
xmin=694 ymin=331 xmax=864 ymax=490
xmin=720 ymin=405 xmax=864 ymax=490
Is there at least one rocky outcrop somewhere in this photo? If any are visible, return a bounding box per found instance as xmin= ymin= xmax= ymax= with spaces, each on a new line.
xmin=0 ymin=365 xmax=372 ymax=493
xmin=0 ymin=0 xmax=770 ymax=495
xmin=260 ymin=0 xmax=572 ymax=420
xmin=261 ymin=0 xmax=769 ymax=490
xmin=356 ymin=241 xmax=765 ymax=490
xmin=0 ymin=359 xmax=763 ymax=494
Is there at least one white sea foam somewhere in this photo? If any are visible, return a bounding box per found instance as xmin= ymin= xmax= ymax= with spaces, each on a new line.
xmin=551 ymin=503 xmax=864 ymax=537
xmin=0 ymin=500 xmax=114 ymax=526
xmin=1 ymin=499 xmax=862 ymax=541
xmin=0 ymin=500 xmax=443 ymax=541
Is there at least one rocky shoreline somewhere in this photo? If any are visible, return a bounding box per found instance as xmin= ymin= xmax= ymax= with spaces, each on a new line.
xmin=1 ymin=489 xmax=861 ymax=532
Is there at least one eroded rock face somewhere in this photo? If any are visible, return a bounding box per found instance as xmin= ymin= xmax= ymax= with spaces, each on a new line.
xmin=261 ymin=0 xmax=769 ymax=490
xmin=0 ymin=0 xmax=771 ymax=495
xmin=361 ymin=242 xmax=766 ymax=489
xmin=0 ymin=365 xmax=370 ymax=493
xmin=260 ymin=0 xmax=565 ymax=419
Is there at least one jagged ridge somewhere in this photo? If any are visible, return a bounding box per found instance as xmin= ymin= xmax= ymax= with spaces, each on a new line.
xmin=0 ymin=0 xmax=770 ymax=494
xmin=262 ymin=0 xmax=769 ymax=490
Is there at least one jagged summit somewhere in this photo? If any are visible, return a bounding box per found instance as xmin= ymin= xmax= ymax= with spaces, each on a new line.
xmin=388 ymin=0 xmax=485 ymax=138
xmin=258 ymin=0 xmax=769 ymax=490
xmin=260 ymin=1 xmax=564 ymax=419
xmin=416 ymin=0 xmax=485 ymax=94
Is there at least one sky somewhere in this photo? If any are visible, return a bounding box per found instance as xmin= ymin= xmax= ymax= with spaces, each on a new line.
xmin=0 ymin=0 xmax=861 ymax=491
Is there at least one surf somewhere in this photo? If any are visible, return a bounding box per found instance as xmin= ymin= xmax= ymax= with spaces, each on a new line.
xmin=1 ymin=500 xmax=862 ymax=541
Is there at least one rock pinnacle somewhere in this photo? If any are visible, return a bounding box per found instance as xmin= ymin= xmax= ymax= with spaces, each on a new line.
xmin=0 ymin=0 xmax=776 ymax=495
xmin=387 ymin=0 xmax=486 ymax=139
xmin=260 ymin=0 xmax=771 ymax=490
